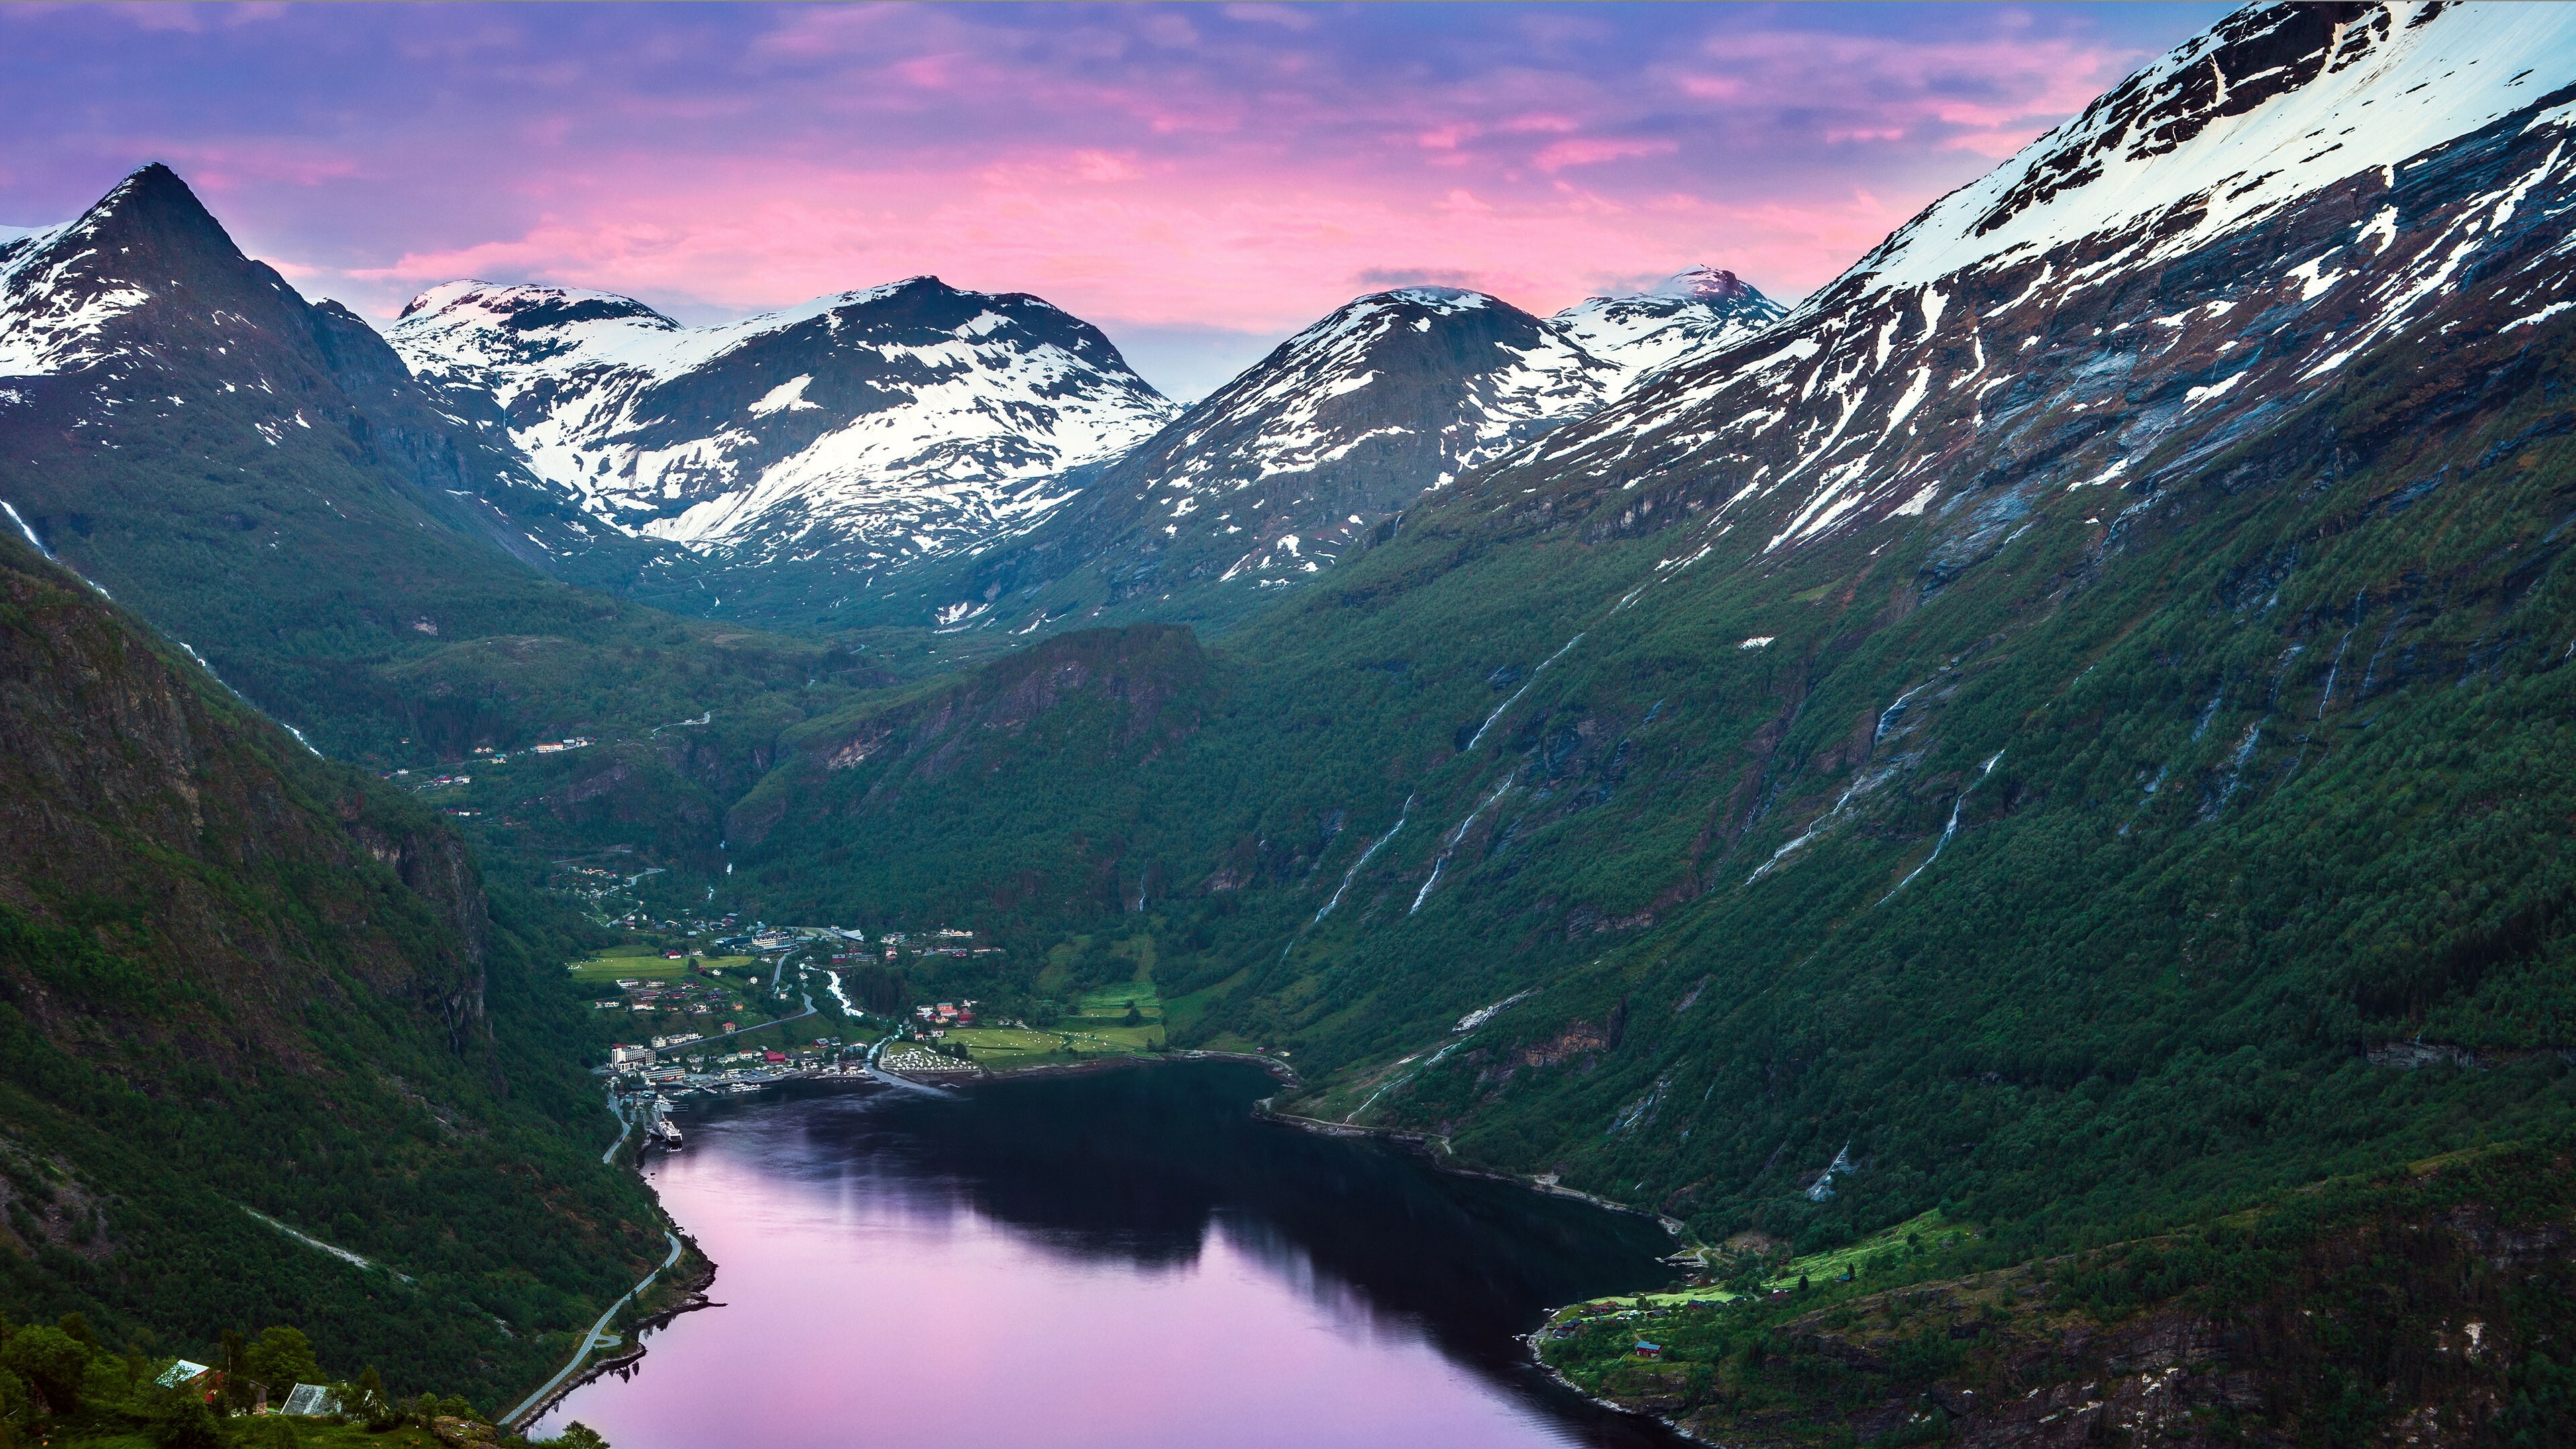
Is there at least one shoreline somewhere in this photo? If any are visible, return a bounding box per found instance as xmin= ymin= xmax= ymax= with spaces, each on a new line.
xmin=1518 ymin=1329 xmax=1717 ymax=1446
xmin=506 ymin=1240 xmax=722 ymax=1430
xmin=500 ymin=1231 xmax=685 ymax=1431
xmin=1253 ymin=1099 xmax=1698 ymax=1444
xmin=592 ymin=1051 xmax=1689 ymax=1441
xmin=1253 ymin=1102 xmax=1683 ymax=1235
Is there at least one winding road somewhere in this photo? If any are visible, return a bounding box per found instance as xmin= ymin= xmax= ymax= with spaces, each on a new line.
xmin=501 ymin=1230 xmax=686 ymax=1431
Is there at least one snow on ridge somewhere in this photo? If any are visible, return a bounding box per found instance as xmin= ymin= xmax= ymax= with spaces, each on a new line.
xmin=390 ymin=273 xmax=1176 ymax=557
xmin=1553 ymin=266 xmax=1786 ymax=393
xmin=1458 ymin=0 xmax=2576 ymax=582
xmin=1164 ymin=286 xmax=1612 ymax=498
xmin=0 ymin=219 xmax=147 ymax=378
xmin=1835 ymin=1 xmax=2576 ymax=303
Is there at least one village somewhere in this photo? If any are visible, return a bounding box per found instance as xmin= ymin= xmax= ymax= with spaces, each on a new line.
xmin=578 ymin=910 xmax=1187 ymax=1132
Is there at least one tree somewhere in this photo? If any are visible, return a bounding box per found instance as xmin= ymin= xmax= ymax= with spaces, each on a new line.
xmin=243 ymin=1327 xmax=319 ymax=1392
xmin=146 ymin=1387 xmax=223 ymax=1449
xmin=221 ymin=1329 xmax=252 ymax=1413
xmin=0 ymin=1326 xmax=89 ymax=1414
xmin=353 ymin=1365 xmax=396 ymax=1431
xmin=551 ymin=1420 xmax=610 ymax=1449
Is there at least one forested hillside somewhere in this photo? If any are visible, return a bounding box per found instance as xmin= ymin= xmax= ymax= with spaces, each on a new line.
xmin=0 ymin=533 xmax=676 ymax=1409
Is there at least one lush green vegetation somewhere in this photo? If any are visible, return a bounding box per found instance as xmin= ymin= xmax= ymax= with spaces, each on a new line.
xmin=0 ymin=1308 xmax=623 ymax=1449
xmin=692 ymin=219 xmax=2576 ymax=1389
xmin=0 ymin=539 xmax=684 ymax=1410
xmin=1537 ymin=1136 xmax=2576 ymax=1444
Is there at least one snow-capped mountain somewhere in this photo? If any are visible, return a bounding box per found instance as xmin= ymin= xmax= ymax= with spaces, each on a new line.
xmin=1472 ymin=1 xmax=2576 ymax=575
xmin=0 ymin=164 xmax=600 ymax=576
xmin=1550 ymin=266 xmax=1785 ymax=391
xmin=0 ymin=164 xmax=663 ymax=747
xmin=931 ymin=286 xmax=1632 ymax=629
xmin=388 ymin=277 xmax=1177 ymax=570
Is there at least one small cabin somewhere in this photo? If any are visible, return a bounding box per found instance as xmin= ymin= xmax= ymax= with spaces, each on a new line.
xmin=1633 ymin=1340 xmax=1663 ymax=1360
xmin=280 ymin=1384 xmax=341 ymax=1417
xmin=155 ymin=1360 xmax=213 ymax=1390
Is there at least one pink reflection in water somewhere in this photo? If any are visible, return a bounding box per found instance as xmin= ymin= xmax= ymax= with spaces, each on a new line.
xmin=534 ymin=1091 xmax=1589 ymax=1449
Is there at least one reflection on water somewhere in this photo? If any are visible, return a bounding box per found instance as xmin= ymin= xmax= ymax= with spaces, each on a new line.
xmin=535 ymin=1062 xmax=1684 ymax=1449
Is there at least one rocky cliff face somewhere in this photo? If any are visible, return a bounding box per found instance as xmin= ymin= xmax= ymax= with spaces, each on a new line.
xmin=0 ymin=533 xmax=676 ymax=1405
xmin=0 ymin=533 xmax=489 ymax=1069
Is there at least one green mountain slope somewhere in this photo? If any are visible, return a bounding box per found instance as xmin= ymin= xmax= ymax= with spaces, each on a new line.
xmin=723 ymin=3 xmax=2576 ymax=1269
xmin=0 ymin=533 xmax=672 ymax=1408
xmin=0 ymin=166 xmax=901 ymax=780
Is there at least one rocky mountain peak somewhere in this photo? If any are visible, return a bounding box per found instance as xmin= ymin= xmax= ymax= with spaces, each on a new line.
xmin=386 ymin=269 xmax=1177 ymax=568
xmin=1645 ymin=266 xmax=1762 ymax=304
xmin=927 ymin=284 xmax=1625 ymax=628
xmin=0 ymin=162 xmax=271 ymax=378
xmin=1551 ymin=266 xmax=1786 ymax=391
xmin=68 ymin=162 xmax=236 ymax=256
xmin=397 ymin=280 xmax=680 ymax=331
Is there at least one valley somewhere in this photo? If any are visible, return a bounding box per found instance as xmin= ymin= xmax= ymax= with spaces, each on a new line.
xmin=7 ymin=3 xmax=2576 ymax=1446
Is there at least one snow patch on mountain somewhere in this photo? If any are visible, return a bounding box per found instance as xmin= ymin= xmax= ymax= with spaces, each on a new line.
xmin=0 ymin=216 xmax=144 ymax=377
xmin=1552 ymin=266 xmax=1786 ymax=392
xmin=1169 ymin=286 xmax=1613 ymax=501
xmin=1845 ymin=1 xmax=2576 ymax=301
xmin=388 ymin=277 xmax=1175 ymax=564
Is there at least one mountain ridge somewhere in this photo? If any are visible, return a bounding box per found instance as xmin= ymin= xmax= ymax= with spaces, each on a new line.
xmin=386 ymin=272 xmax=1179 ymax=577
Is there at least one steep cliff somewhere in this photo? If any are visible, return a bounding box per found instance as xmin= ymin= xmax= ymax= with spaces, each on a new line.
xmin=0 ymin=533 xmax=668 ymax=1408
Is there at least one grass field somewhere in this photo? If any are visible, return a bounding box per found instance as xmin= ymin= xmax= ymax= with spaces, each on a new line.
xmin=949 ymin=1018 xmax=1162 ymax=1068
xmin=1065 ymin=1023 xmax=1161 ymax=1051
xmin=568 ymin=953 xmax=754 ymax=983
xmin=945 ymin=1026 xmax=1068 ymax=1066
xmin=1552 ymin=1210 xmax=1980 ymax=1318
xmin=1072 ymin=984 xmax=1163 ymax=1020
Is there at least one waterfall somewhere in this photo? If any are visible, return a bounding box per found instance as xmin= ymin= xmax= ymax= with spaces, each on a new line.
xmin=1314 ymin=794 xmax=1413 ymax=924
xmin=1881 ymin=750 xmax=2003 ymax=902
xmin=1467 ymin=632 xmax=1584 ymax=751
xmin=1410 ymin=774 xmax=1518 ymax=914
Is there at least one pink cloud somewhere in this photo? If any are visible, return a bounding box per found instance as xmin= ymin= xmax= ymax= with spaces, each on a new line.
xmin=1532 ymin=137 xmax=1677 ymax=173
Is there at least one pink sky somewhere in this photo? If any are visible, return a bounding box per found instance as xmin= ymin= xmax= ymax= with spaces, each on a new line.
xmin=0 ymin=2 xmax=2231 ymax=395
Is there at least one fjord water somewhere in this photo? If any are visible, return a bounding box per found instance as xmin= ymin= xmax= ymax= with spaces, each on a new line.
xmin=533 ymin=1062 xmax=1684 ymax=1448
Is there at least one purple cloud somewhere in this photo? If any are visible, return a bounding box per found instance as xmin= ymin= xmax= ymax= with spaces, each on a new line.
xmin=0 ymin=2 xmax=2229 ymax=396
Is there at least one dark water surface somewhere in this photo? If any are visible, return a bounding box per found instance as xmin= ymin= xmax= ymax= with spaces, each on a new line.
xmin=534 ymin=1061 xmax=1686 ymax=1448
